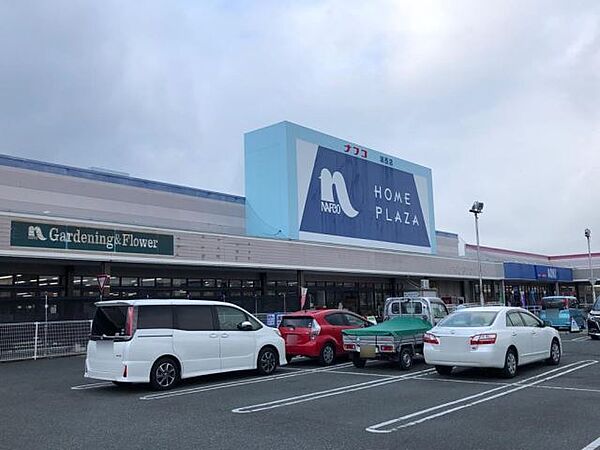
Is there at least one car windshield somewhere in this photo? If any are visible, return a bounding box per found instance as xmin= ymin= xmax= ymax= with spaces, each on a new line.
xmin=91 ymin=306 xmax=128 ymax=336
xmin=280 ymin=317 xmax=313 ymax=328
xmin=541 ymin=298 xmax=567 ymax=310
xmin=438 ymin=311 xmax=498 ymax=327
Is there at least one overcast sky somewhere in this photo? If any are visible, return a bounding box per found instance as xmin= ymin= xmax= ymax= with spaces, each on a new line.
xmin=1 ymin=1 xmax=599 ymax=254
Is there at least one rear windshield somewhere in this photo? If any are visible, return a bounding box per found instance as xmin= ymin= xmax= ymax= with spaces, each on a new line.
xmin=541 ymin=298 xmax=568 ymax=310
xmin=91 ymin=306 xmax=128 ymax=337
xmin=280 ymin=317 xmax=313 ymax=328
xmin=439 ymin=311 xmax=499 ymax=328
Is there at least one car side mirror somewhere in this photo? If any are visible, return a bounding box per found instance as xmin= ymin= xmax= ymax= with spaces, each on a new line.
xmin=541 ymin=320 xmax=550 ymax=327
xmin=237 ymin=321 xmax=253 ymax=331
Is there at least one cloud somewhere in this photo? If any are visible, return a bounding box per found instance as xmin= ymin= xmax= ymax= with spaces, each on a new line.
xmin=0 ymin=0 xmax=599 ymax=254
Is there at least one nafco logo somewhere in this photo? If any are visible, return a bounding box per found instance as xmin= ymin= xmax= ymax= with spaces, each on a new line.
xmin=27 ymin=226 xmax=47 ymax=241
xmin=319 ymin=168 xmax=359 ymax=218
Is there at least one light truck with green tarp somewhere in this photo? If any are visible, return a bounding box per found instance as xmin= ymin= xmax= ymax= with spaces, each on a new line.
xmin=343 ymin=298 xmax=449 ymax=369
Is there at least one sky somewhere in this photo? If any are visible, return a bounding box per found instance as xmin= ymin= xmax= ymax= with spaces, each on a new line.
xmin=0 ymin=1 xmax=599 ymax=255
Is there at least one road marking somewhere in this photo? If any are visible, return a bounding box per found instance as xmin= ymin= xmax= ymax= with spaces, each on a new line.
xmin=413 ymin=375 xmax=600 ymax=394
xmin=71 ymin=382 xmax=114 ymax=390
xmin=536 ymin=385 xmax=600 ymax=394
xmin=323 ymin=370 xmax=396 ymax=378
xmin=367 ymin=360 xmax=598 ymax=433
xmin=140 ymin=362 xmax=354 ymax=401
xmin=569 ymin=336 xmax=590 ymax=342
xmin=231 ymin=368 xmax=435 ymax=414
xmin=582 ymin=436 xmax=600 ymax=450
xmin=415 ymin=376 xmax=508 ymax=388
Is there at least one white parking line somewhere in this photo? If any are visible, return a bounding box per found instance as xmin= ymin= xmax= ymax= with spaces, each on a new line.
xmin=582 ymin=436 xmax=600 ymax=450
xmin=231 ymin=368 xmax=436 ymax=414
xmin=71 ymin=382 xmax=114 ymax=390
xmin=415 ymin=376 xmax=508 ymax=388
xmin=323 ymin=370 xmax=396 ymax=378
xmin=366 ymin=360 xmax=597 ymax=433
xmin=569 ymin=336 xmax=590 ymax=342
xmin=412 ymin=372 xmax=600 ymax=395
xmin=140 ymin=362 xmax=354 ymax=401
xmin=536 ymin=385 xmax=600 ymax=394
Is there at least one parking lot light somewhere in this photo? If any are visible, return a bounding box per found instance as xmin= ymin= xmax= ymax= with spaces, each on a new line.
xmin=469 ymin=201 xmax=485 ymax=306
xmin=585 ymin=228 xmax=595 ymax=304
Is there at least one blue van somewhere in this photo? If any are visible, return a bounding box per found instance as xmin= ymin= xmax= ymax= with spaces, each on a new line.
xmin=539 ymin=296 xmax=586 ymax=330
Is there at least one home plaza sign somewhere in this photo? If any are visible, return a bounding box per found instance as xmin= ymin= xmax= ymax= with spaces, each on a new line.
xmin=10 ymin=221 xmax=174 ymax=256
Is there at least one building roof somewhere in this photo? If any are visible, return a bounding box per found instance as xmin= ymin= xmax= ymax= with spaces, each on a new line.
xmin=0 ymin=153 xmax=245 ymax=205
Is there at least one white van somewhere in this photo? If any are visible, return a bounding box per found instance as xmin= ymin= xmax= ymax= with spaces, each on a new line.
xmin=85 ymin=299 xmax=286 ymax=390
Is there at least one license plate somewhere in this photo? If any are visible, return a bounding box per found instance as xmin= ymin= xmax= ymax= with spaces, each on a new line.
xmin=360 ymin=345 xmax=376 ymax=358
xmin=286 ymin=335 xmax=298 ymax=345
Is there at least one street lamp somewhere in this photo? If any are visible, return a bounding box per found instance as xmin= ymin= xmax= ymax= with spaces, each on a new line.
xmin=585 ymin=228 xmax=595 ymax=304
xmin=469 ymin=201 xmax=485 ymax=306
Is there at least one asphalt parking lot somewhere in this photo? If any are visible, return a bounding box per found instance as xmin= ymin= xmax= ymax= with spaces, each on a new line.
xmin=2 ymin=333 xmax=600 ymax=450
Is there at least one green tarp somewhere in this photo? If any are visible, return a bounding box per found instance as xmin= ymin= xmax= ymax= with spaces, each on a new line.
xmin=343 ymin=316 xmax=432 ymax=338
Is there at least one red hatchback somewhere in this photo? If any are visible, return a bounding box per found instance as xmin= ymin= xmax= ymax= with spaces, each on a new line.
xmin=279 ymin=309 xmax=372 ymax=365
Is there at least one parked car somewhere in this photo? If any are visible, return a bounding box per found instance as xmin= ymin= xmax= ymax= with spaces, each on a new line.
xmin=424 ymin=306 xmax=561 ymax=378
xmin=383 ymin=296 xmax=449 ymax=325
xmin=587 ymin=297 xmax=600 ymax=340
xmin=538 ymin=296 xmax=586 ymax=330
xmin=278 ymin=309 xmax=371 ymax=365
xmin=85 ymin=300 xmax=286 ymax=390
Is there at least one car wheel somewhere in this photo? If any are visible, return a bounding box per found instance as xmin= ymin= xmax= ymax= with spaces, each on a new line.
xmin=352 ymin=353 xmax=367 ymax=368
xmin=398 ymin=347 xmax=413 ymax=370
xmin=435 ymin=365 xmax=453 ymax=376
xmin=319 ymin=343 xmax=336 ymax=366
xmin=286 ymin=354 xmax=294 ymax=364
xmin=150 ymin=357 xmax=180 ymax=391
xmin=501 ymin=348 xmax=518 ymax=379
xmin=257 ymin=347 xmax=278 ymax=375
xmin=546 ymin=339 xmax=561 ymax=365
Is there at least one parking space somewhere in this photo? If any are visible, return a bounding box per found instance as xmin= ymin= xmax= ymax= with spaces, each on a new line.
xmin=1 ymin=337 xmax=599 ymax=450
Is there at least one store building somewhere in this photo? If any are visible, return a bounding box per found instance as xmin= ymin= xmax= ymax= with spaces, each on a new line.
xmin=0 ymin=121 xmax=597 ymax=322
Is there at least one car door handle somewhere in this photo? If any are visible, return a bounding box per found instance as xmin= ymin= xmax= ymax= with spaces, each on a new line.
xmin=511 ymin=332 xmax=517 ymax=337
xmin=531 ymin=331 xmax=537 ymax=335
xmin=209 ymin=333 xmax=218 ymax=338
xmin=221 ymin=333 xmax=229 ymax=338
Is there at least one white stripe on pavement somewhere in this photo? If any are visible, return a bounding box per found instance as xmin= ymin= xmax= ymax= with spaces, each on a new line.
xmin=366 ymin=360 xmax=597 ymax=433
xmin=71 ymin=382 xmax=114 ymax=390
xmin=582 ymin=437 xmax=600 ymax=450
xmin=232 ymin=368 xmax=436 ymax=414
xmin=140 ymin=362 xmax=354 ymax=401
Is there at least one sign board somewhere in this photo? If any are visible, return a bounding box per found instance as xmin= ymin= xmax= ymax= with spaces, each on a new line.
xmin=245 ymin=122 xmax=436 ymax=254
xmin=503 ymin=263 xmax=573 ymax=282
xmin=97 ymin=274 xmax=110 ymax=292
xmin=11 ymin=221 xmax=174 ymax=256
xmin=265 ymin=313 xmax=286 ymax=328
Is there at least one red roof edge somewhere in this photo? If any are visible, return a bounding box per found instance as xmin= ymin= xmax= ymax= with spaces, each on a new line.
xmin=464 ymin=244 xmax=600 ymax=261
xmin=464 ymin=244 xmax=549 ymax=259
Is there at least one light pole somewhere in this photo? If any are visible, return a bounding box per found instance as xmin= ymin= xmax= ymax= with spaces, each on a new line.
xmin=585 ymin=228 xmax=595 ymax=304
xmin=469 ymin=201 xmax=485 ymax=306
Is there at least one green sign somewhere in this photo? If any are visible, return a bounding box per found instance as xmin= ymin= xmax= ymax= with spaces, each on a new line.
xmin=11 ymin=221 xmax=174 ymax=256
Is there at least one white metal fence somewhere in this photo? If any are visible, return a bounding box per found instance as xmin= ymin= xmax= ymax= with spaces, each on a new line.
xmin=0 ymin=320 xmax=92 ymax=362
